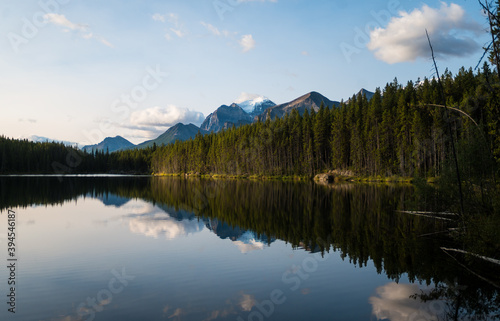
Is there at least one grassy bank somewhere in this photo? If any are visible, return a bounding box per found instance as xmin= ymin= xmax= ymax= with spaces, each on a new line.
xmin=154 ymin=172 xmax=310 ymax=181
xmin=153 ymin=171 xmax=435 ymax=184
xmin=313 ymin=170 xmax=426 ymax=184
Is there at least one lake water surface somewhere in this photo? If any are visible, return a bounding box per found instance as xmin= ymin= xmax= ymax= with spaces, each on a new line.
xmin=0 ymin=176 xmax=497 ymax=321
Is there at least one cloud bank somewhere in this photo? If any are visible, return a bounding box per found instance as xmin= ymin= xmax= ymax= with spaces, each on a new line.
xmin=367 ymin=2 xmax=482 ymax=64
xmin=130 ymin=105 xmax=205 ymax=128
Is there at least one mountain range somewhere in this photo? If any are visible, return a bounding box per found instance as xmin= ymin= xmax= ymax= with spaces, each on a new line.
xmin=24 ymin=135 xmax=78 ymax=147
xmin=78 ymin=89 xmax=373 ymax=152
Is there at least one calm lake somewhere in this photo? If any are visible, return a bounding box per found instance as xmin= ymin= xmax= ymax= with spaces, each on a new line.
xmin=0 ymin=176 xmax=497 ymax=321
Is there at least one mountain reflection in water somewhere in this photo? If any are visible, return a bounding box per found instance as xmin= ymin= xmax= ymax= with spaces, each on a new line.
xmin=0 ymin=176 xmax=498 ymax=320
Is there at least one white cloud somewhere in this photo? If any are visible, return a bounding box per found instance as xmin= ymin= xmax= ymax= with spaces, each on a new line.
xmin=44 ymin=13 xmax=88 ymax=31
xmin=154 ymin=13 xmax=188 ymax=40
xmin=301 ymin=51 xmax=310 ymax=56
xmin=152 ymin=13 xmax=179 ymax=25
xmin=200 ymin=21 xmax=244 ymax=53
xmin=97 ymin=36 xmax=114 ymax=48
xmin=200 ymin=21 xmax=237 ymax=39
xmin=201 ymin=22 xmax=221 ymax=36
xmin=166 ymin=13 xmax=180 ymax=27
xmin=44 ymin=13 xmax=113 ymax=48
xmin=367 ymin=2 xmax=482 ymax=64
xmin=130 ymin=105 xmax=205 ymax=127
xmin=170 ymin=28 xmax=187 ymax=38
xmin=239 ymin=34 xmax=256 ymax=52
xmin=152 ymin=13 xmax=166 ymax=22
xmin=234 ymin=92 xmax=265 ymax=104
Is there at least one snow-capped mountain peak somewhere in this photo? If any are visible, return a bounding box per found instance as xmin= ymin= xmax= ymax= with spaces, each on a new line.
xmin=22 ymin=135 xmax=78 ymax=147
xmin=233 ymin=92 xmax=276 ymax=115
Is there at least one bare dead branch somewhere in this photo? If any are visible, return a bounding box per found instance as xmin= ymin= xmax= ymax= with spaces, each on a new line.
xmin=441 ymin=247 xmax=500 ymax=265
xmin=398 ymin=210 xmax=459 ymax=216
xmin=420 ymin=104 xmax=481 ymax=129
xmin=441 ymin=248 xmax=500 ymax=288
xmin=426 ymin=29 xmax=465 ymax=217
xmin=478 ymin=0 xmax=500 ymax=71
xmin=397 ymin=210 xmax=455 ymax=221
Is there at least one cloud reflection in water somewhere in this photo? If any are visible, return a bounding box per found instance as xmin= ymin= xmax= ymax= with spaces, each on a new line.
xmin=370 ymin=282 xmax=445 ymax=321
xmin=126 ymin=204 xmax=204 ymax=240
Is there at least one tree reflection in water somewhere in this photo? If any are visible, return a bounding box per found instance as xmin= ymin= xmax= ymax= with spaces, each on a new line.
xmin=0 ymin=176 xmax=498 ymax=319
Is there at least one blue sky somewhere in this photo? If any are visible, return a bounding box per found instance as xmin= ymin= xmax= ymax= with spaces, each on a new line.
xmin=0 ymin=0 xmax=492 ymax=145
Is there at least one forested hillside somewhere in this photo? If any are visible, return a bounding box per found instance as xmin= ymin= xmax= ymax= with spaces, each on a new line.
xmin=151 ymin=65 xmax=499 ymax=178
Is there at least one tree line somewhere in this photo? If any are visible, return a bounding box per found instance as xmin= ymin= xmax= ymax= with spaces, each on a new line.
xmin=0 ymin=136 xmax=151 ymax=174
xmin=151 ymin=65 xmax=499 ymax=179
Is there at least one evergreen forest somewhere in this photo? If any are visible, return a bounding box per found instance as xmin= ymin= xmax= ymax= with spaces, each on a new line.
xmin=1 ymin=64 xmax=499 ymax=182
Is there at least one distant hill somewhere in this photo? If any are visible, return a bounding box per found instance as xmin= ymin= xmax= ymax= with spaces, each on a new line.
xmin=134 ymin=123 xmax=206 ymax=149
xmin=255 ymin=91 xmax=340 ymax=121
xmin=81 ymin=136 xmax=135 ymax=153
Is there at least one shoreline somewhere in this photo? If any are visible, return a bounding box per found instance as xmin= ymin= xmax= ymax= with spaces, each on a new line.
xmin=152 ymin=172 xmax=433 ymax=184
xmin=0 ymin=171 xmax=437 ymax=185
